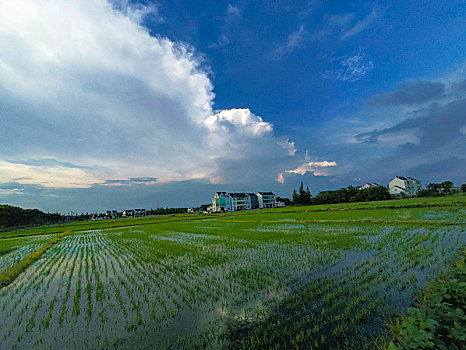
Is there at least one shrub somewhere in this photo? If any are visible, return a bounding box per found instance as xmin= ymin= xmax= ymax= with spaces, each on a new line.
xmin=389 ymin=249 xmax=466 ymax=349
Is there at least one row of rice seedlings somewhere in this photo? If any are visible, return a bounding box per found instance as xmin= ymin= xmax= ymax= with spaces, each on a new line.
xmin=0 ymin=234 xmax=79 ymax=346
xmin=81 ymin=227 xmax=320 ymax=348
xmin=0 ymin=243 xmax=46 ymax=273
xmin=2 ymin=221 xmax=461 ymax=349
xmin=226 ymin=225 xmax=465 ymax=349
xmin=0 ymin=240 xmax=71 ymax=348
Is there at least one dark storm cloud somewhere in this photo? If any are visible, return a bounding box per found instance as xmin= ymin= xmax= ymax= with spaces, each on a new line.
xmin=404 ymin=157 xmax=466 ymax=184
xmin=357 ymin=98 xmax=466 ymax=145
xmin=367 ymin=81 xmax=445 ymax=106
xmin=350 ymin=97 xmax=466 ymax=185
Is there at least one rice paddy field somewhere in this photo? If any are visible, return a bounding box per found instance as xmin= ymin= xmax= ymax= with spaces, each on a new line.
xmin=0 ymin=196 xmax=465 ymax=349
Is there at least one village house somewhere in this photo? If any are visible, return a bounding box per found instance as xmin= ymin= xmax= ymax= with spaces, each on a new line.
xmin=257 ymin=192 xmax=278 ymax=208
xmin=230 ymin=193 xmax=252 ymax=211
xmin=361 ymin=183 xmax=382 ymax=189
xmin=247 ymin=193 xmax=260 ymax=209
xmin=134 ymin=209 xmax=146 ymax=216
xmin=104 ymin=210 xmax=118 ymax=219
xmin=211 ymin=192 xmax=278 ymax=212
xmin=122 ymin=209 xmax=134 ymax=217
xmin=388 ymin=176 xmax=422 ymax=196
xmin=212 ymin=192 xmax=233 ymax=212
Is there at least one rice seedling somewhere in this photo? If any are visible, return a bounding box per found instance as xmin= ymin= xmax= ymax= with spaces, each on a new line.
xmin=0 ymin=199 xmax=464 ymax=349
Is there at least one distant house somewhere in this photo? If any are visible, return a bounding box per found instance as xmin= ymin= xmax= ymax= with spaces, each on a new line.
xmin=230 ymin=193 xmax=251 ymax=211
xmin=134 ymin=209 xmax=146 ymax=216
xmin=361 ymin=183 xmax=382 ymax=189
xmin=257 ymin=192 xmax=277 ymax=209
xmin=104 ymin=210 xmax=118 ymax=219
xmin=212 ymin=192 xmax=233 ymax=212
xmin=122 ymin=209 xmax=134 ymax=217
xmin=388 ymin=176 xmax=422 ymax=196
xmin=211 ymin=191 xmax=278 ymax=212
xmin=247 ymin=193 xmax=259 ymax=209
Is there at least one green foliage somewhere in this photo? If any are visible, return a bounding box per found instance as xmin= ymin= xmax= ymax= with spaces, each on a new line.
xmin=389 ymin=250 xmax=466 ymax=349
xmin=292 ymin=182 xmax=312 ymax=205
xmin=418 ymin=181 xmax=455 ymax=197
xmin=0 ymin=204 xmax=64 ymax=230
xmin=148 ymin=207 xmax=189 ymax=215
xmin=313 ymin=185 xmax=391 ymax=205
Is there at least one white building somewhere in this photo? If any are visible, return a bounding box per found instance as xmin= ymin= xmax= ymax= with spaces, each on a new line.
xmin=104 ymin=210 xmax=118 ymax=218
xmin=122 ymin=209 xmax=134 ymax=217
xmin=134 ymin=209 xmax=146 ymax=216
xmin=230 ymin=193 xmax=252 ymax=211
xmin=212 ymin=192 xmax=277 ymax=212
xmin=257 ymin=192 xmax=277 ymax=208
xmin=361 ymin=183 xmax=382 ymax=189
xmin=388 ymin=176 xmax=422 ymax=196
xmin=212 ymin=192 xmax=233 ymax=212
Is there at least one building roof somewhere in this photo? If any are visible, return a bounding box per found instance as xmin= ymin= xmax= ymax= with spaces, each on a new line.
xmin=257 ymin=192 xmax=275 ymax=195
xmin=406 ymin=177 xmax=419 ymax=181
xmin=395 ymin=176 xmax=408 ymax=180
xmin=246 ymin=193 xmax=258 ymax=197
xmin=229 ymin=192 xmax=248 ymax=198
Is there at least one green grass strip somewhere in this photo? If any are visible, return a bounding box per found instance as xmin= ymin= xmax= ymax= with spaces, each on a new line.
xmin=0 ymin=230 xmax=71 ymax=288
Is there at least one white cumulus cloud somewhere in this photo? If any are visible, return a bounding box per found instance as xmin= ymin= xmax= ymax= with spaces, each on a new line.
xmin=286 ymin=161 xmax=337 ymax=176
xmin=0 ymin=0 xmax=297 ymax=190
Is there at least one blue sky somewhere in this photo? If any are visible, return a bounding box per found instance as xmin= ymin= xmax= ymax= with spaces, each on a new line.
xmin=0 ymin=0 xmax=465 ymax=213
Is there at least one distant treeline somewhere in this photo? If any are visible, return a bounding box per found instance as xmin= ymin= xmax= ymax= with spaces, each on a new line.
xmin=147 ymin=207 xmax=188 ymax=215
xmin=417 ymin=181 xmax=466 ymax=197
xmin=0 ymin=205 xmax=64 ymax=230
xmin=288 ymin=182 xmax=390 ymax=206
xmin=0 ymin=204 xmax=191 ymax=231
xmin=313 ymin=185 xmax=391 ymax=205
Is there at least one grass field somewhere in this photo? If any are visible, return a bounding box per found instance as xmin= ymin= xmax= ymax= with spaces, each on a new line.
xmin=0 ymin=196 xmax=465 ymax=349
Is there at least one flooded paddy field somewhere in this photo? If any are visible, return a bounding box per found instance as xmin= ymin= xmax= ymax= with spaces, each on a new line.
xmin=0 ymin=198 xmax=465 ymax=349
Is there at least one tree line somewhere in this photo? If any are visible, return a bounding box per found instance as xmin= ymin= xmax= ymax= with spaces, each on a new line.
xmin=286 ymin=180 xmax=466 ymax=206
xmin=0 ymin=205 xmax=65 ymax=231
xmin=288 ymin=182 xmax=391 ymax=206
xmin=417 ymin=181 xmax=466 ymax=197
xmin=0 ymin=204 xmax=192 ymax=231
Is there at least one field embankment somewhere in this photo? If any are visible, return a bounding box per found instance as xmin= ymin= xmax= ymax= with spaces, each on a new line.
xmin=0 ymin=231 xmax=70 ymax=288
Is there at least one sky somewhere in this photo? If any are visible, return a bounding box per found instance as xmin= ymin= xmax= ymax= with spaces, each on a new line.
xmin=0 ymin=0 xmax=465 ymax=213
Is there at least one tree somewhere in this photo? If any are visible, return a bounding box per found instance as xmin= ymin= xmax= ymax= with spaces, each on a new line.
xmin=291 ymin=182 xmax=312 ymax=205
xmin=419 ymin=182 xmax=455 ymax=197
xmin=440 ymin=181 xmax=453 ymax=193
xmin=461 ymin=184 xmax=466 ymax=193
xmin=292 ymin=189 xmax=298 ymax=203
